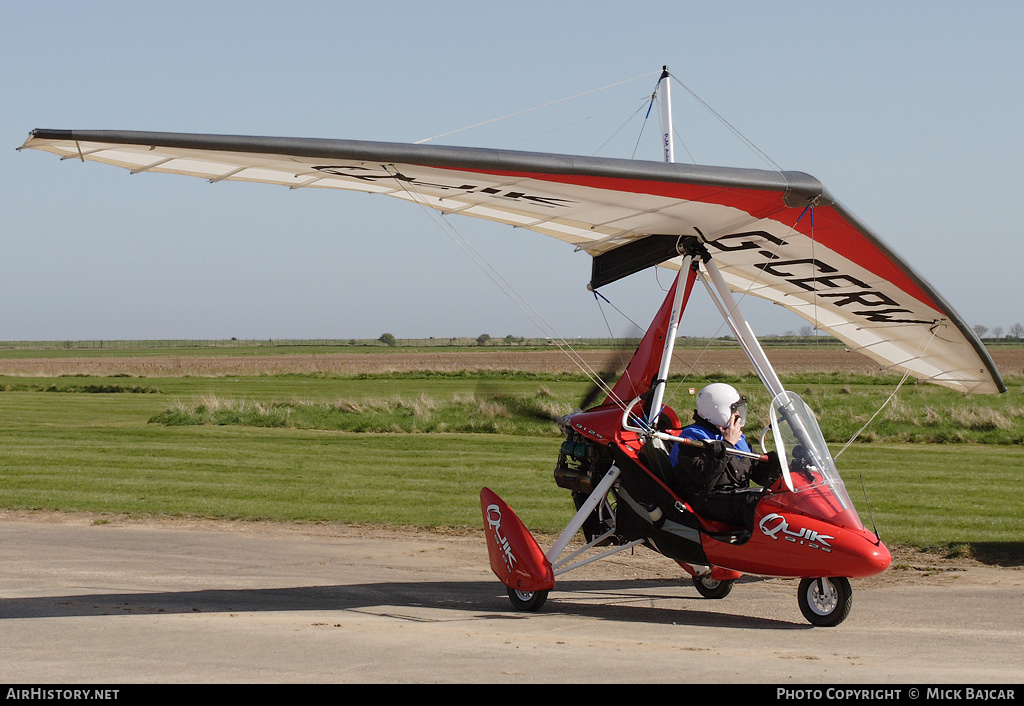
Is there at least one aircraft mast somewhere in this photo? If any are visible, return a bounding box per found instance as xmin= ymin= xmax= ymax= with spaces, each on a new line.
xmin=647 ymin=67 xmax=687 ymax=427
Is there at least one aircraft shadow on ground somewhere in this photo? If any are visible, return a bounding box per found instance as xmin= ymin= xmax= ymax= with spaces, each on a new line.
xmin=0 ymin=577 xmax=804 ymax=630
xmin=962 ymin=542 xmax=1024 ymax=567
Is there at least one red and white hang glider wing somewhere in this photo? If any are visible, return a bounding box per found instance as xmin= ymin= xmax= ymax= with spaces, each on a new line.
xmin=19 ymin=129 xmax=1004 ymax=394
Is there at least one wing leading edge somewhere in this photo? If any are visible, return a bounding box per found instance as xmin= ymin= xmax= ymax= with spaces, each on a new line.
xmin=19 ymin=129 xmax=1004 ymax=394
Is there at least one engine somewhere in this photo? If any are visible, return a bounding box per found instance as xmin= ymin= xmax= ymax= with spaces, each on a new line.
xmin=553 ymin=426 xmax=612 ymax=494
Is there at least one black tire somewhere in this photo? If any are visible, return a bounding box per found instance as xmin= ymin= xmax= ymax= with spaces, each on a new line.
xmin=798 ymin=577 xmax=853 ymax=627
xmin=506 ymin=586 xmax=549 ymax=612
xmin=692 ymin=575 xmax=735 ymax=599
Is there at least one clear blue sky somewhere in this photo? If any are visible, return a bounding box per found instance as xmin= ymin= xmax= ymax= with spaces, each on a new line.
xmin=3 ymin=1 xmax=1022 ymax=341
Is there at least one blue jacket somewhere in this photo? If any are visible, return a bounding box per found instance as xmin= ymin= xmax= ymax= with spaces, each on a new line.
xmin=669 ymin=421 xmax=751 ymax=468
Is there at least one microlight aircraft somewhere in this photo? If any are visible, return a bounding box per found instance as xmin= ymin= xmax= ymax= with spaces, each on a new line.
xmin=19 ymin=69 xmax=1004 ymax=626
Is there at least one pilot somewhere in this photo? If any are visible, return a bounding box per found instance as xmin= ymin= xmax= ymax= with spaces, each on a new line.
xmin=668 ymin=383 xmax=779 ymax=530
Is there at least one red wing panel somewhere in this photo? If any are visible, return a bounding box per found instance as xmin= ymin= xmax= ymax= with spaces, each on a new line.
xmin=603 ymin=267 xmax=696 ymax=408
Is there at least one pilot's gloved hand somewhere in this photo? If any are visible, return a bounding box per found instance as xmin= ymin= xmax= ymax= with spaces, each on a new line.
xmin=704 ymin=440 xmax=728 ymax=460
xmin=754 ymin=450 xmax=782 ymax=485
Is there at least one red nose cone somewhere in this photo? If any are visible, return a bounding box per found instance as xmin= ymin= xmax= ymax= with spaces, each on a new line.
xmin=848 ymin=537 xmax=892 ymax=578
xmin=869 ymin=541 xmax=893 ymax=574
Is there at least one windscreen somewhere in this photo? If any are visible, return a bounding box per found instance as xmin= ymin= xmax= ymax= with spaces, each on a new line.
xmin=768 ymin=392 xmax=864 ymax=530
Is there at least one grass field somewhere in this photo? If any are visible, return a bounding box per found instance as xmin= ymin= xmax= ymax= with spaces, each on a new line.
xmin=0 ymin=346 xmax=1021 ymax=565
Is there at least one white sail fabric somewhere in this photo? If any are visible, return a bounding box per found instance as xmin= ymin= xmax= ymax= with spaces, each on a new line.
xmin=19 ymin=129 xmax=1004 ymax=394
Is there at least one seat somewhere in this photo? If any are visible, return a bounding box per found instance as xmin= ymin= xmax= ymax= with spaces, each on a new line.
xmin=637 ymin=437 xmax=674 ymax=484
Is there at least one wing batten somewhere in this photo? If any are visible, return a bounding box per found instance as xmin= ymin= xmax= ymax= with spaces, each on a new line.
xmin=20 ymin=128 xmax=1004 ymax=394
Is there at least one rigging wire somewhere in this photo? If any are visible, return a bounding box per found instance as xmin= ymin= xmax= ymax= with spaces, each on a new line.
xmin=629 ymin=70 xmax=798 ymax=416
xmin=660 ymin=207 xmax=810 ymax=413
xmin=407 ymin=66 xmax=922 ymax=439
xmin=833 ymin=327 xmax=938 ymax=459
xmin=650 ymin=88 xmax=697 ymax=164
xmin=413 ymin=72 xmax=658 ymax=145
xmin=501 ymin=98 xmax=651 ymax=152
xmin=384 ymin=168 xmax=629 ymax=411
xmin=635 ymin=75 xmax=666 ymax=162
xmin=591 ymin=287 xmax=645 ymax=333
xmin=593 ymin=100 xmax=651 ymax=158
xmin=591 ymin=289 xmax=643 ymax=397
xmin=407 ymin=66 xmax=944 ymax=459
xmin=665 ymin=69 xmax=784 ymax=173
xmin=631 ymin=103 xmax=652 ymax=160
xmin=406 ymin=70 xmax=713 ymax=412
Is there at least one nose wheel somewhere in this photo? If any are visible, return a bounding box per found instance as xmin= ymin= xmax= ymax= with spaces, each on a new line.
xmin=798 ymin=577 xmax=852 ymax=626
xmin=506 ymin=586 xmax=549 ymax=612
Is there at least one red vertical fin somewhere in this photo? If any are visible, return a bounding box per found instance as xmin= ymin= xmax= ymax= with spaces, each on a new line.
xmin=481 ymin=488 xmax=555 ymax=592
xmin=602 ymin=268 xmax=696 ymax=408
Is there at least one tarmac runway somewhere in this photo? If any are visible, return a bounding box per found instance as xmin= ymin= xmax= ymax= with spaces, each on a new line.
xmin=1 ymin=511 xmax=1021 ymax=684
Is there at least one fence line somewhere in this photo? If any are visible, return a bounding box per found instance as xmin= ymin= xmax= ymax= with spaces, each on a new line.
xmin=0 ymin=335 xmax=856 ymax=351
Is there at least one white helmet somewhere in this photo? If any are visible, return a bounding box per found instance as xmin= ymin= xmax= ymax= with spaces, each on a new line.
xmin=696 ymin=383 xmax=747 ymax=428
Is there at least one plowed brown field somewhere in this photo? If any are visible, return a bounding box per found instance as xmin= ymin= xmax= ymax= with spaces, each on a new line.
xmin=1 ymin=348 xmax=1020 ymax=379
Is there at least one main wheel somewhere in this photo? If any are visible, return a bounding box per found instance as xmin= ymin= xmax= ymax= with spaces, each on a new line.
xmin=798 ymin=577 xmax=852 ymax=626
xmin=506 ymin=586 xmax=549 ymax=612
xmin=692 ymin=575 xmax=735 ymax=599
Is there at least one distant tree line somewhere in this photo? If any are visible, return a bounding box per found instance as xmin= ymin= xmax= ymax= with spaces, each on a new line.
xmin=973 ymin=323 xmax=1024 ymax=340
